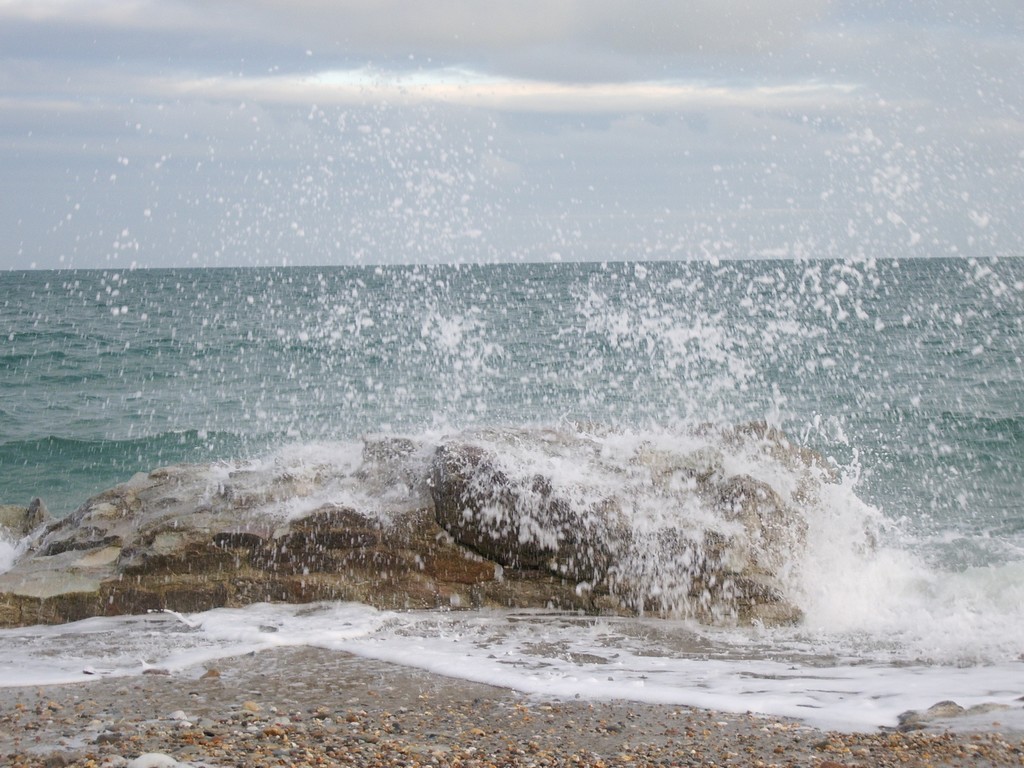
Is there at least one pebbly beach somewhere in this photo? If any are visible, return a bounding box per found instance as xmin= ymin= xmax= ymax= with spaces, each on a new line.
xmin=2 ymin=646 xmax=1022 ymax=768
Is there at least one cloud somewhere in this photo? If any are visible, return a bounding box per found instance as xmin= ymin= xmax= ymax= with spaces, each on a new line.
xmin=0 ymin=0 xmax=830 ymax=79
xmin=1 ymin=0 xmax=1021 ymax=268
xmin=223 ymin=0 xmax=828 ymax=55
xmin=154 ymin=69 xmax=860 ymax=113
xmin=0 ymin=0 xmax=215 ymax=29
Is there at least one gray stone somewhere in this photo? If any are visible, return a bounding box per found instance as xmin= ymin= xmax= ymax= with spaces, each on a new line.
xmin=0 ymin=424 xmax=829 ymax=628
xmin=894 ymin=699 xmax=1018 ymax=732
xmin=430 ymin=423 xmax=820 ymax=624
xmin=0 ymin=497 xmax=52 ymax=539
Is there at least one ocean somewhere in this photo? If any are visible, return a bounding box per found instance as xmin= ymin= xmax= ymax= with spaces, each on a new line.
xmin=1 ymin=258 xmax=1022 ymax=731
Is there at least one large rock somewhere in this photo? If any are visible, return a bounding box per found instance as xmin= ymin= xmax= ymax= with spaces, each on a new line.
xmin=431 ymin=423 xmax=819 ymax=624
xmin=0 ymin=424 xmax=831 ymax=628
xmin=0 ymin=437 xmax=596 ymax=628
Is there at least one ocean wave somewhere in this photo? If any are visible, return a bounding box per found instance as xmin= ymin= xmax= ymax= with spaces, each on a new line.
xmin=938 ymin=410 xmax=1024 ymax=439
xmin=0 ymin=429 xmax=254 ymax=453
xmin=0 ymin=348 xmax=71 ymax=366
xmin=0 ymin=429 xmax=270 ymax=516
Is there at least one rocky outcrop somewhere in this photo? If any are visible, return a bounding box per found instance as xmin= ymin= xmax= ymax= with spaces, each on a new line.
xmin=430 ymin=424 xmax=814 ymax=625
xmin=0 ymin=424 xmax=832 ymax=629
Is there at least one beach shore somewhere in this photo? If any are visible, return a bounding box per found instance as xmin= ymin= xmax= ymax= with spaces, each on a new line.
xmin=1 ymin=646 xmax=1021 ymax=767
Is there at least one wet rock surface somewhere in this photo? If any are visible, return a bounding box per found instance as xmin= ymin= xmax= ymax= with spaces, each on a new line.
xmin=0 ymin=498 xmax=52 ymax=540
xmin=431 ymin=423 xmax=816 ymax=624
xmin=896 ymin=700 xmax=1022 ymax=733
xmin=1 ymin=424 xmax=828 ymax=628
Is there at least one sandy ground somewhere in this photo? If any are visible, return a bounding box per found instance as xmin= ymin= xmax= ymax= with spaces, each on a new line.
xmin=1 ymin=646 xmax=1022 ymax=767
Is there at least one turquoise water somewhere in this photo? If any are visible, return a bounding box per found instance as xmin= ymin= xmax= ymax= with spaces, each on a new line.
xmin=2 ymin=258 xmax=1023 ymax=569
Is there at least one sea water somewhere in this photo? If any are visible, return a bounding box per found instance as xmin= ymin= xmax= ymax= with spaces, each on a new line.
xmin=0 ymin=258 xmax=1022 ymax=731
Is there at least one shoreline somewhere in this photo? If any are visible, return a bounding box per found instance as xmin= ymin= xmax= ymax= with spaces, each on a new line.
xmin=2 ymin=647 xmax=1022 ymax=767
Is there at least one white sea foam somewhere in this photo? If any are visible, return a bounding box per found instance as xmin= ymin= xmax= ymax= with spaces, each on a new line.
xmin=0 ymin=537 xmax=17 ymax=575
xmin=0 ymin=601 xmax=1021 ymax=732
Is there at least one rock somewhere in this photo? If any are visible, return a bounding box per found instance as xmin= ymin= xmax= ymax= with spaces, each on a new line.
xmin=711 ymin=474 xmax=808 ymax=576
xmin=0 ymin=497 xmax=52 ymax=539
xmin=431 ymin=432 xmax=624 ymax=579
xmin=0 ymin=424 xmax=830 ymax=628
xmin=895 ymin=699 xmax=1013 ymax=731
xmin=35 ymin=752 xmax=81 ymax=768
xmin=0 ymin=437 xmax=529 ymax=626
xmin=430 ymin=424 xmax=818 ymax=624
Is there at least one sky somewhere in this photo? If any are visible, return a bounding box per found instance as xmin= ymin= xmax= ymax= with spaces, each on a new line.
xmin=0 ymin=0 xmax=1021 ymax=269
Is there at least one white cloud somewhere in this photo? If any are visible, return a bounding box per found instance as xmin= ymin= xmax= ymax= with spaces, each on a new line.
xmin=155 ymin=68 xmax=860 ymax=113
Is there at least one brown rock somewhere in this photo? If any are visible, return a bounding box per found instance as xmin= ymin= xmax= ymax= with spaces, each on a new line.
xmin=0 ymin=425 xmax=826 ymax=628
